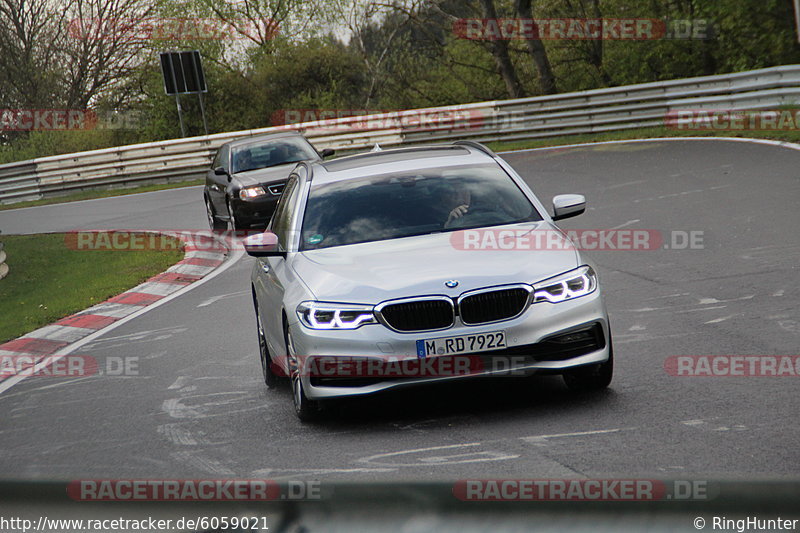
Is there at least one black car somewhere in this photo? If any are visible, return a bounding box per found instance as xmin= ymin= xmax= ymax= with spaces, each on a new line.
xmin=204 ymin=132 xmax=334 ymax=230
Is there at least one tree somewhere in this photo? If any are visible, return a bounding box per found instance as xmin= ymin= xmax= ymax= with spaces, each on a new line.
xmin=515 ymin=0 xmax=558 ymax=93
xmin=0 ymin=0 xmax=154 ymax=110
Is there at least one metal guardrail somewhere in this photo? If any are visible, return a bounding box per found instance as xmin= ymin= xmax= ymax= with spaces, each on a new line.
xmin=2 ymin=65 xmax=800 ymax=204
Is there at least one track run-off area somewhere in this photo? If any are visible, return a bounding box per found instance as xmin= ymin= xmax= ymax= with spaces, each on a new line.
xmin=0 ymin=138 xmax=797 ymax=483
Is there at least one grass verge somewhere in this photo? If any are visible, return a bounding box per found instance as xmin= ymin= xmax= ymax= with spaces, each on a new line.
xmin=0 ymin=233 xmax=184 ymax=343
xmin=0 ymin=179 xmax=203 ymax=212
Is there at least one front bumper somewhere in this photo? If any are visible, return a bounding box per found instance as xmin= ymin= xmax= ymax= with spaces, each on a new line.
xmin=288 ymin=288 xmax=610 ymax=400
xmin=230 ymin=195 xmax=280 ymax=227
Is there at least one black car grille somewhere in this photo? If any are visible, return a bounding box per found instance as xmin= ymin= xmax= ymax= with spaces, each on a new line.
xmin=459 ymin=287 xmax=530 ymax=325
xmin=379 ymin=299 xmax=453 ymax=331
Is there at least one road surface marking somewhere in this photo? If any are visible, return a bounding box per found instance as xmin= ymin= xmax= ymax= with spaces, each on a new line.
xmin=521 ymin=428 xmax=630 ymax=444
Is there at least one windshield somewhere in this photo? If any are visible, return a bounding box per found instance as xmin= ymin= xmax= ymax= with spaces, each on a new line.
xmin=300 ymin=164 xmax=541 ymax=250
xmin=231 ymin=138 xmax=317 ymax=173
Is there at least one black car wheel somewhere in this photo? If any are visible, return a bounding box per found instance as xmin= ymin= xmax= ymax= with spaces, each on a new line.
xmin=205 ymin=196 xmax=226 ymax=231
xmin=563 ymin=334 xmax=614 ymax=392
xmin=284 ymin=322 xmax=320 ymax=421
xmin=254 ymin=293 xmax=278 ymax=388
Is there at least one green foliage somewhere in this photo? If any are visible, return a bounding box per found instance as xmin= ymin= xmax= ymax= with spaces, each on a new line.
xmin=1 ymin=0 xmax=799 ymax=164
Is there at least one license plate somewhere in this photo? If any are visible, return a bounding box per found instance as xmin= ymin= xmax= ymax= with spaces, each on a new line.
xmin=416 ymin=331 xmax=506 ymax=357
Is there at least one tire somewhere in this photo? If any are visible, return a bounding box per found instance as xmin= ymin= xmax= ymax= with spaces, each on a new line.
xmin=563 ymin=335 xmax=614 ymax=392
xmin=205 ymin=196 xmax=226 ymax=232
xmin=284 ymin=322 xmax=320 ymax=421
xmin=254 ymin=293 xmax=278 ymax=388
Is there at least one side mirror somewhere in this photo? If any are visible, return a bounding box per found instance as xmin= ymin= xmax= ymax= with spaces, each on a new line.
xmin=214 ymin=166 xmax=227 ymax=176
xmin=552 ymin=194 xmax=586 ymax=221
xmin=243 ymin=231 xmax=285 ymax=258
xmin=320 ymin=148 xmax=335 ymax=158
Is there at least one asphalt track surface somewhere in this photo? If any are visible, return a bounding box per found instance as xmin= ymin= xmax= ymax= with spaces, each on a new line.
xmin=0 ymin=139 xmax=798 ymax=483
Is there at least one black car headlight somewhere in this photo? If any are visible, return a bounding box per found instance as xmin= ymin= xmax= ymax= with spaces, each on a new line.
xmin=239 ymin=186 xmax=267 ymax=200
xmin=297 ymin=302 xmax=377 ymax=330
xmin=532 ymin=266 xmax=597 ymax=304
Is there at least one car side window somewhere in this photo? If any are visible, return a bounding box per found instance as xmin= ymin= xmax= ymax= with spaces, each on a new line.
xmin=270 ymin=175 xmax=300 ymax=249
xmin=211 ymin=147 xmax=222 ymax=169
xmin=219 ymin=145 xmax=230 ymax=171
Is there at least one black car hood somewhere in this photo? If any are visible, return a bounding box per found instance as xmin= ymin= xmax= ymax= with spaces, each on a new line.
xmin=232 ymin=163 xmax=297 ymax=187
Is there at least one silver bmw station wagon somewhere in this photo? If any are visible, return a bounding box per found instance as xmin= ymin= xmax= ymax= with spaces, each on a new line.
xmin=245 ymin=141 xmax=612 ymax=420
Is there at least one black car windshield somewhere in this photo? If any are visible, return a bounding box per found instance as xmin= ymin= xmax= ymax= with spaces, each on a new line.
xmin=231 ymin=138 xmax=317 ymax=173
xmin=301 ymin=164 xmax=542 ymax=251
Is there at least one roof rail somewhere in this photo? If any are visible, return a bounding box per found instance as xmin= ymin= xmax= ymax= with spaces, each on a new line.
xmin=452 ymin=140 xmax=497 ymax=158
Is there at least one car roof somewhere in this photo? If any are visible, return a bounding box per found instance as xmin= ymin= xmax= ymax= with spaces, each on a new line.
xmin=309 ymin=144 xmax=495 ymax=186
xmin=223 ymin=130 xmax=308 ymax=150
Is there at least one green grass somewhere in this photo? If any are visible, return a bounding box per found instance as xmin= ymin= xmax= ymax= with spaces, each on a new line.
xmin=0 ymin=233 xmax=184 ymax=343
xmin=486 ymin=126 xmax=800 ymax=153
xmin=0 ymin=179 xmax=204 ymax=211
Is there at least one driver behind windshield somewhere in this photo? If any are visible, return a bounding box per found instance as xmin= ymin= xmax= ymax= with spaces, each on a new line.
xmin=442 ymin=181 xmax=472 ymax=228
xmin=234 ymin=149 xmax=255 ymax=172
xmin=270 ymin=144 xmax=290 ymax=166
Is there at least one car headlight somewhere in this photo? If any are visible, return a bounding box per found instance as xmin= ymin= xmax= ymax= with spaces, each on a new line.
xmin=532 ymin=266 xmax=597 ymax=304
xmin=239 ymin=186 xmax=267 ymax=200
xmin=297 ymin=301 xmax=377 ymax=329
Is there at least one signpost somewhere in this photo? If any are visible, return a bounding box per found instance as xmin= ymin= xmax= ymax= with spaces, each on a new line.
xmin=159 ymin=51 xmax=209 ymax=136
xmin=795 ymin=0 xmax=800 ymax=43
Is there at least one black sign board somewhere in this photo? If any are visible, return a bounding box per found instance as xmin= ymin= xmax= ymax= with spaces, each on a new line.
xmin=160 ymin=51 xmax=207 ymax=95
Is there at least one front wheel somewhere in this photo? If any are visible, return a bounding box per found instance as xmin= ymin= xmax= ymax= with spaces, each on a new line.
xmin=284 ymin=323 xmax=320 ymax=421
xmin=254 ymin=296 xmax=278 ymax=388
xmin=206 ymin=196 xmax=226 ymax=231
xmin=562 ymin=336 xmax=614 ymax=392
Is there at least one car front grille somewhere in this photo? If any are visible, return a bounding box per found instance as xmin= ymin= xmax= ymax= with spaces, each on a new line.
xmin=379 ymin=299 xmax=454 ymax=332
xmin=459 ymin=287 xmax=530 ymax=325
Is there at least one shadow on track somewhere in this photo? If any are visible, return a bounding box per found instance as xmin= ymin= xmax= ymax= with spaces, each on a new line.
xmin=267 ymin=375 xmax=619 ymax=428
